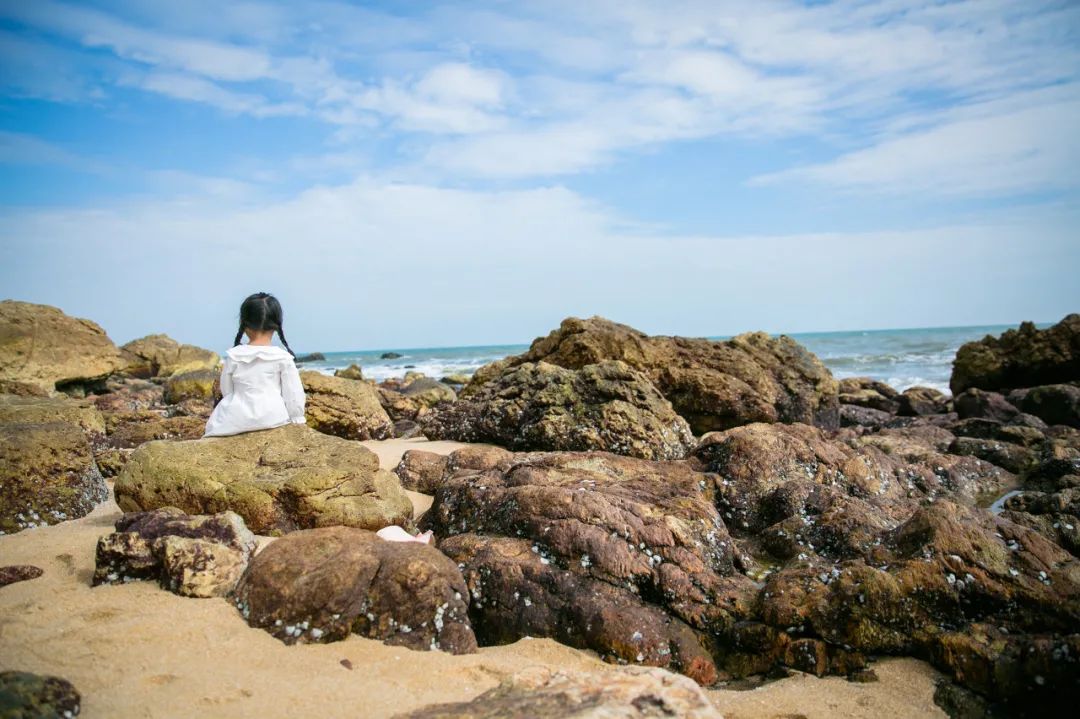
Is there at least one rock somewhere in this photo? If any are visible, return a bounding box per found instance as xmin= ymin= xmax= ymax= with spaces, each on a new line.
xmin=0 ymin=379 xmax=50 ymax=397
xmin=757 ymin=501 xmax=1080 ymax=708
xmin=838 ymin=377 xmax=901 ymax=413
xmin=421 ymin=361 xmax=695 ymax=460
xmin=379 ymin=387 xmax=427 ymax=423
xmin=92 ymin=377 xmax=164 ymax=413
xmin=404 ymin=370 xmax=426 ymax=384
xmin=1012 ymin=384 xmax=1080 ymax=428
xmin=948 ymin=436 xmax=1034 ymax=474
xmin=381 ymin=352 xmax=403 ymax=359
xmin=301 ymin=371 xmax=394 ymax=440
xmin=114 ymin=424 xmax=413 ymax=534
xmin=294 ymin=352 xmax=325 ymax=363
xmin=440 ymin=373 xmax=470 ymax=386
xmin=953 ymin=388 xmax=1020 ymax=422
xmin=93 ymin=507 xmax=256 ymax=597
xmin=102 ymin=411 xmax=207 ymax=449
xmin=162 ymin=369 xmax=217 ymax=404
xmin=951 ymin=315 xmax=1080 ymax=395
xmin=393 ymin=666 xmax=723 ymax=719
xmin=468 ymin=317 xmax=839 ymax=434
xmin=840 ymin=404 xmax=892 ymax=429
xmin=427 ymin=451 xmax=758 ymax=684
xmin=119 ymin=333 xmax=220 ymax=378
xmin=0 ymin=422 xmax=107 ymax=534
xmin=393 ymin=420 xmax=423 ymax=439
xmin=234 ymin=526 xmax=477 ymax=654
xmin=333 ymin=364 xmax=364 ymax=380
xmin=0 ymin=565 xmax=43 ymax=587
xmin=897 ymin=386 xmax=951 ymax=416
xmin=401 ymin=377 xmax=456 ymax=407
xmin=0 ymin=671 xmax=81 ymax=718
xmin=0 ymin=300 xmax=125 ymax=394
xmin=0 ymin=394 xmax=106 ymax=437
xmin=394 ymin=450 xmax=449 ymax=493
xmin=950 ymin=417 xmax=1047 ymax=447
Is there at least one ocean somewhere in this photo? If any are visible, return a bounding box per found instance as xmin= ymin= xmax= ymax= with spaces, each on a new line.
xmin=300 ymin=324 xmax=1028 ymax=396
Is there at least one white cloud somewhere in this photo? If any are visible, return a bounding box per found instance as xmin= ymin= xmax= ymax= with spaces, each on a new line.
xmin=752 ymin=90 xmax=1080 ymax=196
xmin=129 ymin=72 xmax=306 ymax=118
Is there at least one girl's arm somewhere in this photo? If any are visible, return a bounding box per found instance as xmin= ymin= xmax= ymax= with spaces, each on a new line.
xmin=281 ymin=358 xmax=307 ymax=424
xmin=219 ymin=357 xmax=234 ymax=397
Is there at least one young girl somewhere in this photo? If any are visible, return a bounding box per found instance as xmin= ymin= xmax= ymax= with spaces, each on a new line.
xmin=203 ymin=293 xmax=432 ymax=545
xmin=204 ymin=292 xmax=306 ymax=437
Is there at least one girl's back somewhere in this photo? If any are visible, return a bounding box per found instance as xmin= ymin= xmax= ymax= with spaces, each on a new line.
xmin=204 ymin=344 xmax=305 ymax=437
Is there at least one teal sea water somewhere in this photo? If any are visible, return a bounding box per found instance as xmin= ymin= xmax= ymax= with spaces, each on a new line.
xmin=301 ymin=324 xmax=1028 ymax=395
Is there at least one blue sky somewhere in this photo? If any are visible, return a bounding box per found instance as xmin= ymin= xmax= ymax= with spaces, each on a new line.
xmin=1 ymin=0 xmax=1078 ymax=351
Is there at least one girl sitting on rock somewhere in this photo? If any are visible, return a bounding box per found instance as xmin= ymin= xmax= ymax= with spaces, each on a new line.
xmin=204 ymin=293 xmax=432 ymax=544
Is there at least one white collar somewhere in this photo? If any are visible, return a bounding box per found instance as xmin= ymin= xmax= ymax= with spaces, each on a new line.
xmin=226 ymin=344 xmax=292 ymax=362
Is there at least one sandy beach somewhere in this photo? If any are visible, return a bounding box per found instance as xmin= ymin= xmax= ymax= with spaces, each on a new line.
xmin=0 ymin=438 xmax=947 ymax=718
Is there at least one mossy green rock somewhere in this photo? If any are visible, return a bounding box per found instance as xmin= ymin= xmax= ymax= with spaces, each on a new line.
xmin=114 ymin=424 xmax=412 ymax=534
xmin=120 ymin=333 xmax=220 ymax=378
xmin=0 ymin=394 xmax=106 ymax=436
xmin=422 ymin=360 xmax=694 ymax=460
xmin=951 ymin=314 xmax=1080 ymax=395
xmin=0 ymin=421 xmax=107 ymax=534
xmin=0 ymin=670 xmax=81 ymax=718
xmin=0 ymin=300 xmax=124 ymax=394
xmin=163 ymin=369 xmax=218 ymax=404
xmin=301 ymin=371 xmax=394 ymax=440
xmin=333 ymin=364 xmax=365 ymax=380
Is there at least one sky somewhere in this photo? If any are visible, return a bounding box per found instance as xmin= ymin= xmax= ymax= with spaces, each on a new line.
xmin=0 ymin=0 xmax=1078 ymax=352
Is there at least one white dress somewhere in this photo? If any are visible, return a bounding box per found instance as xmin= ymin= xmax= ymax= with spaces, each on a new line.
xmin=203 ymin=344 xmax=307 ymax=437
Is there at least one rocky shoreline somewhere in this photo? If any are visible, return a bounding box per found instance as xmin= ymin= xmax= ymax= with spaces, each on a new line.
xmin=2 ymin=298 xmax=1078 ymax=717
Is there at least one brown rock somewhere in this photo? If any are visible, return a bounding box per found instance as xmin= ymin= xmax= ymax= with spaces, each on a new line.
xmin=114 ymin=424 xmax=412 ymax=534
xmin=0 ymin=394 xmax=106 ymax=437
xmin=954 ymin=388 xmax=1020 ymax=422
xmin=394 ymin=450 xmax=450 ymax=493
xmin=163 ymin=369 xmax=217 ymax=404
xmin=1012 ymin=384 xmax=1080 ymax=428
xmin=0 ymin=300 xmax=124 ymax=394
xmin=302 ymin=371 xmax=394 ymax=440
xmin=839 ymin=404 xmax=892 ymax=429
xmin=468 ymin=316 xmax=839 ymax=434
xmin=333 ymin=363 xmax=365 ymax=380
xmin=393 ymin=666 xmax=723 ymax=719
xmin=0 ymin=671 xmax=81 ymax=718
xmin=951 ymin=315 xmax=1080 ymax=395
xmin=234 ymin=526 xmax=477 ymax=654
xmin=838 ymin=377 xmax=901 ymax=413
xmin=948 ymin=436 xmax=1034 ymax=474
xmin=0 ymin=564 xmax=43 ymax=587
xmin=897 ymin=386 xmax=951 ymax=416
xmin=120 ymin=333 xmax=220 ymax=379
xmin=421 ymin=361 xmax=695 ymax=461
xmin=401 ymin=377 xmax=456 ymax=407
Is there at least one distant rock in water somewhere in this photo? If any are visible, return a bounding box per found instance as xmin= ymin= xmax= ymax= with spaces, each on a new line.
xmin=333 ymin=363 xmax=364 ymax=380
xmin=114 ymin=424 xmax=412 ymax=534
xmin=119 ymin=333 xmax=220 ymax=379
xmin=951 ymin=314 xmax=1080 ymax=395
xmin=381 ymin=352 xmax=403 ymax=359
xmin=294 ymin=352 xmax=325 ymax=363
xmin=0 ymin=300 xmax=125 ymax=395
xmin=465 ymin=316 xmax=839 ymax=435
xmin=421 ymin=360 xmax=694 ymax=460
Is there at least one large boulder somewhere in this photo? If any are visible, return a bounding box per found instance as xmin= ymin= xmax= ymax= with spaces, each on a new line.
xmin=234 ymin=526 xmax=477 ymax=654
xmin=93 ymin=507 xmax=256 ymax=598
xmin=951 ymin=314 xmax=1080 ymax=395
xmin=954 ymin=388 xmax=1021 ymax=422
xmin=395 ymin=666 xmax=722 ymax=719
xmin=0 ymin=300 xmax=125 ymax=394
xmin=0 ymin=394 xmax=106 ymax=437
xmin=0 ymin=421 xmax=107 ymax=534
xmin=427 ymin=450 xmax=758 ymax=684
xmin=421 ymin=361 xmax=694 ymax=461
xmin=467 ymin=316 xmax=839 ymax=434
xmin=119 ymin=333 xmax=220 ymax=379
xmin=114 ymin=424 xmax=412 ymax=534
xmin=1010 ymin=384 xmax=1080 ymax=428
xmin=301 ymin=371 xmax=394 ymax=440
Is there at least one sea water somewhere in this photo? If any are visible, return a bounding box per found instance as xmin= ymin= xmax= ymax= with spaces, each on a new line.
xmin=300 ymin=324 xmax=1030 ymax=395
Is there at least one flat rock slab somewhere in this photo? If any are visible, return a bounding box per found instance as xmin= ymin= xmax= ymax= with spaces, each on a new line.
xmin=393 ymin=666 xmax=723 ymax=719
xmin=234 ymin=526 xmax=477 ymax=654
xmin=114 ymin=424 xmax=413 ymax=534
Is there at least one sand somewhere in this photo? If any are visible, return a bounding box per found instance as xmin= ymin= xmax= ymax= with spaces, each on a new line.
xmin=0 ymin=438 xmax=947 ymax=718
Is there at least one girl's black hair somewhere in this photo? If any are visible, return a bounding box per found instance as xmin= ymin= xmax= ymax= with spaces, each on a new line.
xmin=233 ymin=292 xmax=295 ymax=357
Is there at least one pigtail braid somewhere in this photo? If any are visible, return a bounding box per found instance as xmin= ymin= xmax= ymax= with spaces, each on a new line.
xmin=277 ymin=329 xmax=296 ymax=358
